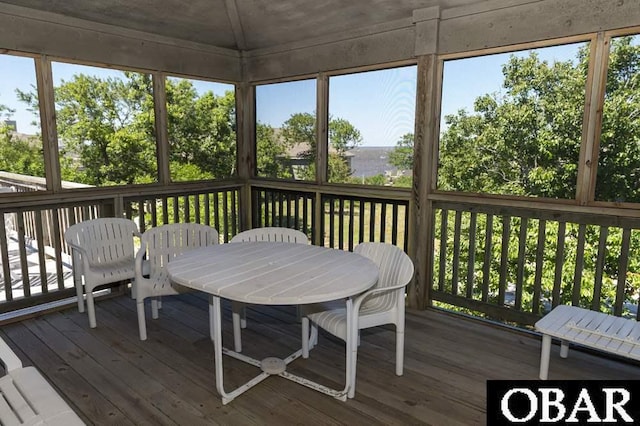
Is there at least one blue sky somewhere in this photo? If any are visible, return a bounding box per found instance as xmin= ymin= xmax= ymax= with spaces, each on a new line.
xmin=0 ymin=40 xmax=586 ymax=146
xmin=441 ymin=41 xmax=586 ymax=127
xmin=0 ymin=58 xmax=233 ymax=135
xmin=256 ymin=66 xmax=418 ymax=147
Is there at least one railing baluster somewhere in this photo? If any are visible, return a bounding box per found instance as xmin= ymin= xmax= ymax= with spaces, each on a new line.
xmin=204 ymin=193 xmax=211 ymax=227
xmin=452 ymin=210 xmax=462 ymax=296
xmin=137 ymin=200 xmax=145 ymax=231
xmin=150 ymin=198 xmax=158 ymax=227
xmin=391 ymin=203 xmax=399 ymax=246
xmin=552 ymin=222 xmax=566 ymax=308
xmin=572 ymin=224 xmax=587 ymax=306
xmin=380 ymin=203 xmax=387 ymax=243
xmin=498 ymin=216 xmax=511 ymax=306
xmin=482 ymin=214 xmax=493 ymax=303
xmin=230 ymin=190 xmax=238 ymax=239
xmin=515 ymin=217 xmax=528 ymax=311
xmin=270 ymin=191 xmax=277 ymax=226
xmin=592 ymin=226 xmax=608 ymax=312
xmin=466 ymin=212 xmax=477 ymax=299
xmin=328 ymin=197 xmax=336 ymax=248
xmin=251 ymin=190 xmax=259 ymax=228
xmin=348 ymin=198 xmax=355 ymax=251
xmin=263 ymin=191 xmax=269 ymax=227
xmin=293 ymin=192 xmax=299 ymax=229
xmin=358 ymin=199 xmax=365 ymax=244
xmin=161 ymin=197 xmax=168 ymax=225
xmin=403 ymin=203 xmax=409 ymax=252
xmin=532 ymin=220 xmax=546 ymax=315
xmin=194 ymin=193 xmax=201 ymax=224
xmin=369 ymin=202 xmax=376 ymax=242
xmin=17 ymin=213 xmax=30 ymax=297
xmin=184 ymin=195 xmax=190 ymax=223
xmin=302 ymin=194 xmax=309 ymax=234
xmin=338 ymin=198 xmax=344 ymax=250
xmin=278 ymin=189 xmax=282 ymax=226
xmin=35 ymin=212 xmax=48 ymax=294
xmin=615 ymin=228 xmax=631 ymax=317
xmin=51 ymin=209 xmax=66 ymax=291
xmin=223 ymin=191 xmax=229 ymax=236
xmin=214 ymin=192 xmax=221 ymax=232
xmin=438 ymin=209 xmax=448 ymax=293
xmin=172 ymin=196 xmax=179 ymax=223
xmin=0 ymin=217 xmax=12 ymax=301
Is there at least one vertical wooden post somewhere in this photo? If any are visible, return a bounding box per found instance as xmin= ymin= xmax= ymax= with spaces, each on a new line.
xmin=35 ymin=55 xmax=61 ymax=192
xmin=409 ymin=54 xmax=441 ymax=309
xmin=153 ymin=73 xmax=170 ymax=186
xmin=314 ymin=74 xmax=329 ymax=245
xmin=576 ymin=32 xmax=608 ymax=204
xmin=237 ymin=82 xmax=256 ymax=232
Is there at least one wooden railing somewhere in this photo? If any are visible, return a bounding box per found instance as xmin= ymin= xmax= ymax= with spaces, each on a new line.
xmin=431 ymin=200 xmax=640 ymax=326
xmin=322 ymin=194 xmax=409 ymax=251
xmin=6 ymin=176 xmax=640 ymax=332
xmin=251 ymin=184 xmax=410 ymax=250
xmin=251 ymin=186 xmax=316 ymax=241
xmin=0 ymin=199 xmax=106 ymax=312
xmin=0 ymin=183 xmax=242 ymax=314
xmin=124 ymin=186 xmax=241 ymax=243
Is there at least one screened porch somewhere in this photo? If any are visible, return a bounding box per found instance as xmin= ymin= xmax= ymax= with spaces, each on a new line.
xmin=1 ymin=0 xmax=640 ymax=424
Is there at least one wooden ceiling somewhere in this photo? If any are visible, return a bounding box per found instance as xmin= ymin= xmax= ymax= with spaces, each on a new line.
xmin=0 ymin=0 xmax=492 ymax=51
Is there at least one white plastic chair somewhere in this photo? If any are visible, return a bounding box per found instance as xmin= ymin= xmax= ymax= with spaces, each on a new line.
xmin=135 ymin=223 xmax=218 ymax=341
xmin=301 ymin=242 xmax=414 ymax=398
xmin=0 ymin=335 xmax=85 ymax=425
xmin=230 ymin=227 xmax=308 ymax=351
xmin=64 ymin=218 xmax=140 ymax=328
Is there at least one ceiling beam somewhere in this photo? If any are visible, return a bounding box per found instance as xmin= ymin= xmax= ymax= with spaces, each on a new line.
xmin=224 ymin=0 xmax=246 ymax=51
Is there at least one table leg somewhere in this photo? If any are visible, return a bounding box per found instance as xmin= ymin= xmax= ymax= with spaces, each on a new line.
xmin=209 ymin=295 xmax=270 ymax=404
xmin=347 ymin=298 xmax=357 ymax=399
xmin=207 ymin=296 xmax=349 ymax=404
xmin=560 ymin=340 xmax=569 ymax=358
xmin=210 ymin=295 xmax=225 ymax=398
xmin=539 ymin=334 xmax=551 ymax=380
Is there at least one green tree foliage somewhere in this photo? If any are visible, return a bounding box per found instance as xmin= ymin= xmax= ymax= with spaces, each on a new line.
xmin=257 ymin=112 xmax=362 ymax=182
xmin=431 ymin=38 xmax=640 ymax=318
xmin=0 ymin=101 xmax=44 ymax=177
xmin=52 ymin=72 xmax=156 ymax=185
xmin=389 ymin=133 xmax=414 ymax=171
xmin=0 ymin=100 xmax=15 ymax=120
xmin=329 ymin=117 xmax=362 ymax=155
xmin=438 ymin=47 xmax=590 ymax=198
xmin=0 ymin=123 xmax=44 ymax=177
xmin=596 ymin=37 xmax=640 ymax=202
xmin=166 ymin=80 xmax=236 ymax=180
xmin=17 ymin=72 xmax=237 ymax=186
xmin=256 ymin=123 xmax=291 ymax=179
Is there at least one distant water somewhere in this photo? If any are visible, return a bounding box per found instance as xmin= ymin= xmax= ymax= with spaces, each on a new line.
xmin=348 ymin=146 xmax=400 ymax=178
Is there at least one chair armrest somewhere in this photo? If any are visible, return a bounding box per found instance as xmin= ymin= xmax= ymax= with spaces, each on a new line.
xmin=66 ymin=242 xmax=93 ymax=277
xmin=65 ymin=240 xmax=87 ymax=257
xmin=0 ymin=336 xmax=23 ymax=372
xmin=353 ymin=281 xmax=408 ymax=311
xmin=135 ymin=245 xmax=148 ymax=280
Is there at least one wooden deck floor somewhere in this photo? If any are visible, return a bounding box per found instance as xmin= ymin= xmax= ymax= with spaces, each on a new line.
xmin=2 ymin=293 xmax=639 ymax=425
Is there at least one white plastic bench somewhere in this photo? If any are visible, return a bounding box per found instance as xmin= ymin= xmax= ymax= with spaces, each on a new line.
xmin=535 ymin=305 xmax=640 ymax=379
xmin=0 ymin=336 xmax=85 ymax=425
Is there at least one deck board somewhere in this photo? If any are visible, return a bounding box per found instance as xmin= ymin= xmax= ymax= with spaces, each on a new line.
xmin=2 ymin=294 xmax=640 ymax=425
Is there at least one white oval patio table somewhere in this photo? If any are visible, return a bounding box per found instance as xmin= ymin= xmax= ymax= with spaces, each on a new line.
xmin=165 ymin=241 xmax=379 ymax=404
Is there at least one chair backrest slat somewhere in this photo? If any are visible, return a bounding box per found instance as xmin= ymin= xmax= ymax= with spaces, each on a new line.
xmin=141 ymin=223 xmax=219 ymax=279
xmin=230 ymin=227 xmax=308 ymax=245
xmin=64 ymin=218 xmax=139 ymax=267
xmin=354 ymin=242 xmax=414 ymax=312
